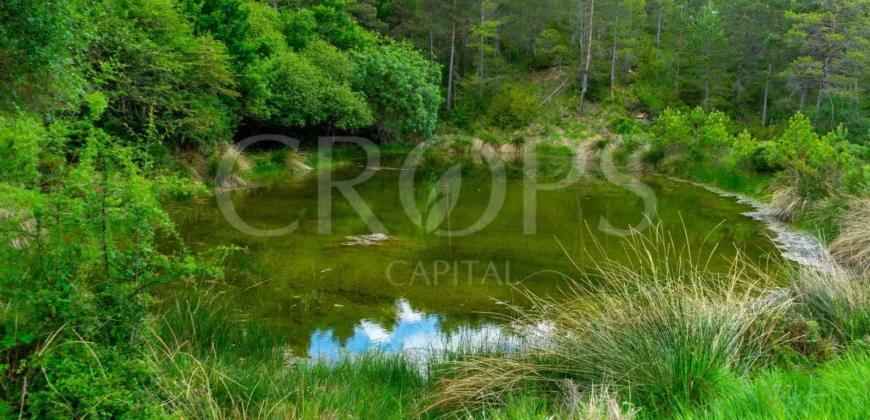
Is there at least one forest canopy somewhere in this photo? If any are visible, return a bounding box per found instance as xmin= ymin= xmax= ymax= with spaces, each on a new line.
xmin=0 ymin=0 xmax=443 ymax=144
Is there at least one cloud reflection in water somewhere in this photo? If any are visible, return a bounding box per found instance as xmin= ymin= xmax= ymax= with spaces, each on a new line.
xmin=307 ymin=299 xmax=513 ymax=360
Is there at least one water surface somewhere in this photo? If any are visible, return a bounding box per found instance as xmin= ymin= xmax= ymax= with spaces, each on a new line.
xmin=168 ymin=153 xmax=782 ymax=359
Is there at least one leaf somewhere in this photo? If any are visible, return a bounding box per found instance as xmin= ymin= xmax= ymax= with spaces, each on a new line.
xmin=424 ymin=164 xmax=462 ymax=233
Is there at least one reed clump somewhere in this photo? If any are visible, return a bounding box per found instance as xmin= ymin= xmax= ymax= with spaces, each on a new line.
xmin=829 ymin=197 xmax=870 ymax=273
xmin=426 ymin=225 xmax=789 ymax=416
xmin=789 ymin=260 xmax=870 ymax=343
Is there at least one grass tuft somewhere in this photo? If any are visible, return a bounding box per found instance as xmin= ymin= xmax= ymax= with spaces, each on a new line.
xmin=829 ymin=197 xmax=870 ymax=273
xmin=427 ymin=224 xmax=788 ymax=416
xmin=790 ymin=261 xmax=870 ymax=342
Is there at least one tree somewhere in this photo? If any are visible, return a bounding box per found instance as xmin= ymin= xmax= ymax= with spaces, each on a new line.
xmin=91 ymin=0 xmax=239 ymax=145
xmin=354 ymin=40 xmax=443 ymax=139
xmin=178 ymin=0 xmax=256 ymax=69
xmin=578 ymin=0 xmax=595 ymax=113
xmin=785 ymin=0 xmax=870 ymax=121
xmin=688 ymin=2 xmax=728 ymax=111
xmin=470 ymin=0 xmax=505 ymax=89
xmin=0 ymin=0 xmax=87 ymax=112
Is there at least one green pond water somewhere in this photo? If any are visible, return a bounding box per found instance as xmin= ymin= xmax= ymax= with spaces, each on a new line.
xmin=168 ymin=153 xmax=782 ymax=359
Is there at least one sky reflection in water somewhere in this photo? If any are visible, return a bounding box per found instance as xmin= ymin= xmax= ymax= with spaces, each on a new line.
xmin=308 ymin=299 xmax=511 ymax=360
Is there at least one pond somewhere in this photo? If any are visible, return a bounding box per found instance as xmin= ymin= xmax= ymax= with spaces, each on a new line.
xmin=168 ymin=151 xmax=784 ymax=360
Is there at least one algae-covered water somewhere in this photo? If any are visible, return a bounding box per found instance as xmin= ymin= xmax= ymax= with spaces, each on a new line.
xmin=168 ymin=152 xmax=782 ymax=359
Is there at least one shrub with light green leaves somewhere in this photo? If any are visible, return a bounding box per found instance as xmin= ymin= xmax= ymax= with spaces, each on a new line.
xmin=487 ymin=84 xmax=540 ymax=129
xmin=354 ymin=40 xmax=443 ymax=140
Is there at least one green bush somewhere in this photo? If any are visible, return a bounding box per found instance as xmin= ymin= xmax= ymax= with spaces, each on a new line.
xmin=0 ymin=113 xmax=223 ymax=417
xmin=449 ymin=88 xmax=490 ymax=130
xmin=93 ymin=0 xmax=239 ymax=146
xmin=612 ymin=115 xmax=647 ymax=135
xmin=354 ymin=40 xmax=443 ymax=140
xmin=633 ymin=82 xmax=668 ymax=116
xmin=487 ymin=84 xmax=540 ymax=129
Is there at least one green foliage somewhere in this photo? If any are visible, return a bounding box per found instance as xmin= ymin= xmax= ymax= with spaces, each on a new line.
xmin=650 ymin=107 xmax=733 ymax=160
xmin=354 ymin=40 xmax=443 ymax=139
xmin=678 ymin=350 xmax=870 ymax=419
xmin=0 ymin=0 xmax=87 ymax=112
xmin=611 ymin=115 xmax=646 ymax=135
xmin=303 ymin=0 xmax=375 ymax=50
xmin=487 ymin=84 xmax=540 ymax=129
xmin=632 ymin=82 xmax=669 ymax=116
xmin=281 ymin=8 xmax=320 ymax=50
xmin=177 ymin=0 xmax=256 ymax=68
xmin=92 ymin=0 xmax=239 ymax=146
xmin=534 ymin=28 xmax=569 ymax=68
xmin=245 ymin=48 xmax=373 ymax=129
xmin=0 ymin=112 xmax=222 ymax=417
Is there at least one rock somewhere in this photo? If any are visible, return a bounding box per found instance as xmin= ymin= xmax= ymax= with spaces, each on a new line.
xmin=342 ymin=233 xmax=394 ymax=247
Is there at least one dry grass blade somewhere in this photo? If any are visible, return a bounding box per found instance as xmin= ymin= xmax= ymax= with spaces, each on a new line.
xmin=829 ymin=197 xmax=870 ymax=273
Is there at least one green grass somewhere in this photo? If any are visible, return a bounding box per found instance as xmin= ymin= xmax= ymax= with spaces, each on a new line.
xmin=148 ymin=290 xmax=427 ymax=419
xmin=678 ymin=350 xmax=870 ymax=419
xmin=536 ymin=143 xmax=575 ymax=156
xmin=670 ymin=162 xmax=773 ymax=199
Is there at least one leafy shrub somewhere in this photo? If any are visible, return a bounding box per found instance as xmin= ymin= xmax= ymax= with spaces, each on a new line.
xmin=766 ymin=114 xmax=867 ymax=221
xmin=93 ymin=0 xmax=239 ymax=146
xmin=449 ymin=87 xmax=490 ymax=130
xmin=245 ymin=48 xmax=373 ymax=130
xmin=354 ymin=40 xmax=443 ymax=140
xmin=612 ymin=115 xmax=646 ymax=135
xmin=641 ymin=146 xmax=666 ymax=167
xmin=0 ymin=113 xmax=222 ymax=417
xmin=487 ymin=84 xmax=540 ymax=129
xmin=0 ymin=0 xmax=87 ymax=112
xmin=633 ymin=82 xmax=668 ymax=116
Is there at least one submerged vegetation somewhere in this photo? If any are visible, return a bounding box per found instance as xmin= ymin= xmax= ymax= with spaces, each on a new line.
xmin=2 ymin=0 xmax=870 ymax=418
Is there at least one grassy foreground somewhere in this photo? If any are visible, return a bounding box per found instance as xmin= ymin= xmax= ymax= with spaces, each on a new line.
xmin=147 ymin=225 xmax=870 ymax=419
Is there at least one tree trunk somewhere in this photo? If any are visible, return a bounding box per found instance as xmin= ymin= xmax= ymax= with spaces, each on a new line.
xmin=735 ymin=60 xmax=744 ymax=106
xmin=656 ymin=4 xmax=663 ymax=51
xmin=610 ymin=15 xmax=619 ymax=98
xmin=800 ymin=81 xmax=807 ymax=111
xmin=446 ymin=5 xmax=458 ymax=116
xmin=703 ymin=78 xmax=710 ymax=111
xmin=579 ymin=0 xmax=595 ymax=113
xmin=463 ymin=39 xmax=468 ymax=76
xmin=816 ymin=56 xmax=830 ymax=110
xmin=762 ymin=63 xmax=771 ymax=128
xmin=478 ymin=0 xmax=485 ymax=95
xmin=271 ymin=1 xmax=278 ymax=11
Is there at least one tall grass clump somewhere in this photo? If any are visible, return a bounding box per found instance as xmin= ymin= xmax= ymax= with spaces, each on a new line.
xmin=427 ymin=224 xmax=788 ymax=416
xmin=829 ymin=197 xmax=870 ymax=273
xmin=146 ymin=289 xmax=425 ymax=419
xmin=479 ymin=387 xmax=637 ymax=420
xmin=789 ymin=262 xmax=870 ymax=343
